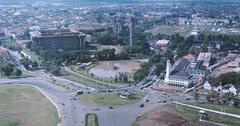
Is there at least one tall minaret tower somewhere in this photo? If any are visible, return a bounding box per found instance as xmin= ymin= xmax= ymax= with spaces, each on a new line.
xmin=164 ymin=60 xmax=171 ymax=84
xmin=129 ymin=17 xmax=133 ymax=53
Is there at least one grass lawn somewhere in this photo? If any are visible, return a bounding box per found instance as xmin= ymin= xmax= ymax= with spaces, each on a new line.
xmin=22 ymin=48 xmax=41 ymax=65
xmin=190 ymin=103 xmax=240 ymax=115
xmin=59 ymin=68 xmax=114 ymax=90
xmin=0 ymin=85 xmax=59 ymax=126
xmin=85 ymin=114 xmax=98 ymax=126
xmin=170 ymin=104 xmax=240 ymax=126
xmin=0 ymin=72 xmax=33 ymax=79
xmin=78 ymin=93 xmax=142 ymax=106
xmin=7 ymin=72 xmax=34 ymax=79
xmin=69 ymin=65 xmax=129 ymax=86
xmin=147 ymin=25 xmax=192 ymax=36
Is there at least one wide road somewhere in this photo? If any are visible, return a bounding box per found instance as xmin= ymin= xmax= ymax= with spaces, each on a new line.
xmin=0 ymin=77 xmax=196 ymax=126
xmin=2 ymin=48 xmax=197 ymax=126
xmin=0 ymin=78 xmax=87 ymax=126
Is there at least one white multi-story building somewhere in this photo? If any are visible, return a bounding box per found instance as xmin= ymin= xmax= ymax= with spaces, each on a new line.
xmin=165 ymin=56 xmax=206 ymax=88
xmin=165 ymin=59 xmax=193 ymax=88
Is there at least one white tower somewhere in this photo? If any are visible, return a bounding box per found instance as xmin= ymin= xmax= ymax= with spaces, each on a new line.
xmin=129 ymin=17 xmax=133 ymax=53
xmin=164 ymin=60 xmax=171 ymax=84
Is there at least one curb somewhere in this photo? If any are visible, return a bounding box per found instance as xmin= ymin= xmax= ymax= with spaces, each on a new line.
xmin=11 ymin=84 xmax=62 ymax=126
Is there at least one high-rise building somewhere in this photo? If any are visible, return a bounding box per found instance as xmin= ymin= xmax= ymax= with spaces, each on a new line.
xmin=30 ymin=28 xmax=86 ymax=50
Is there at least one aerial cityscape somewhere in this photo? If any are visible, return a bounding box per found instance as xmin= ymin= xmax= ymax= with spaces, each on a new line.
xmin=0 ymin=0 xmax=240 ymax=126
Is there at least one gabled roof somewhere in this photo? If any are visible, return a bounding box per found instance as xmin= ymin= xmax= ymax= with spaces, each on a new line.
xmin=184 ymin=53 xmax=195 ymax=61
xmin=233 ymin=84 xmax=240 ymax=90
xmin=170 ymin=58 xmax=191 ymax=78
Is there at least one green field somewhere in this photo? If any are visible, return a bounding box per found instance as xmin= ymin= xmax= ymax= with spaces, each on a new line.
xmin=147 ymin=25 xmax=193 ymax=36
xmin=191 ymin=103 xmax=240 ymax=115
xmin=171 ymin=104 xmax=240 ymax=126
xmin=85 ymin=114 xmax=98 ymax=126
xmin=22 ymin=48 xmax=41 ymax=65
xmin=78 ymin=93 xmax=142 ymax=106
xmin=0 ymin=85 xmax=59 ymax=126
xmin=59 ymin=68 xmax=115 ymax=90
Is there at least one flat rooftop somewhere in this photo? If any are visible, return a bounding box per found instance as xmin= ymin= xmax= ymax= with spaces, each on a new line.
xmin=155 ymin=39 xmax=169 ymax=45
xmin=197 ymin=52 xmax=212 ymax=61
xmin=30 ymin=28 xmax=85 ymax=38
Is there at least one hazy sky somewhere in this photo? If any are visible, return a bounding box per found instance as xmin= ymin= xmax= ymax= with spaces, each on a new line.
xmin=0 ymin=0 xmax=238 ymax=4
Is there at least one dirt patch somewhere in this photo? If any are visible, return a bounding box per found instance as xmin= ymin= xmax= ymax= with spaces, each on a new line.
xmin=139 ymin=106 xmax=215 ymax=126
xmin=89 ymin=60 xmax=140 ymax=78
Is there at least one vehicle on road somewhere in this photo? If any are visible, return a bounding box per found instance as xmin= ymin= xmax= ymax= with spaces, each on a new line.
xmin=140 ymin=104 xmax=145 ymax=108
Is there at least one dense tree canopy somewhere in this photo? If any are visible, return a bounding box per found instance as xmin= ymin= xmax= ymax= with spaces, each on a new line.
xmin=2 ymin=63 xmax=13 ymax=76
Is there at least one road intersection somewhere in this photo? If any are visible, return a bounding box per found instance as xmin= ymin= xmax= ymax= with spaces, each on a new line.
xmin=0 ymin=49 xmax=196 ymax=126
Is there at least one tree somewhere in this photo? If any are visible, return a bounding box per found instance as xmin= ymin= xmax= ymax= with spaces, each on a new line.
xmin=16 ymin=69 xmax=22 ymax=76
xmin=98 ymin=48 xmax=116 ymax=60
xmin=194 ymin=91 xmax=199 ymax=104
xmin=95 ymin=31 xmax=115 ymax=45
xmin=117 ymin=51 xmax=129 ymax=60
xmin=216 ymin=72 xmax=240 ymax=85
xmin=133 ymin=63 xmax=151 ymax=82
xmin=50 ymin=67 xmax=60 ymax=76
xmin=150 ymin=54 xmax=161 ymax=63
xmin=206 ymin=91 xmax=220 ymax=103
xmin=224 ymin=92 xmax=235 ymax=102
xmin=114 ymin=74 xmax=118 ymax=82
xmin=26 ymin=42 xmax=32 ymax=49
xmin=20 ymin=58 xmax=32 ymax=69
xmin=2 ymin=63 xmax=13 ymax=76
xmin=32 ymin=61 xmax=38 ymax=68
xmin=233 ymin=98 xmax=240 ymax=108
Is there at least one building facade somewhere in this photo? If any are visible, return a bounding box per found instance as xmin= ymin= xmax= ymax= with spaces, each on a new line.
xmin=30 ymin=28 xmax=86 ymax=50
xmin=165 ymin=59 xmax=193 ymax=88
xmin=165 ymin=56 xmax=206 ymax=88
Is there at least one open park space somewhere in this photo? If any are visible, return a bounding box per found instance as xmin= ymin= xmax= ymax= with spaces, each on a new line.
xmin=189 ymin=103 xmax=240 ymax=115
xmin=78 ymin=93 xmax=142 ymax=106
xmin=146 ymin=25 xmax=193 ymax=36
xmin=59 ymin=67 xmax=114 ymax=89
xmin=171 ymin=104 xmax=240 ymax=126
xmin=88 ymin=60 xmax=140 ymax=79
xmin=0 ymin=85 xmax=58 ymax=126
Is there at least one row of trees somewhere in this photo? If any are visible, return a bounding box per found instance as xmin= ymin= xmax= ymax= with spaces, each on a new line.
xmin=97 ymin=48 xmax=116 ymax=60
xmin=168 ymin=34 xmax=195 ymax=59
xmin=0 ymin=62 xmax=22 ymax=77
xmin=114 ymin=73 xmax=128 ymax=83
xmin=20 ymin=58 xmax=38 ymax=69
xmin=133 ymin=62 xmax=152 ymax=82
xmin=206 ymin=91 xmax=240 ymax=108
xmin=92 ymin=27 xmax=151 ymax=55
xmin=198 ymin=33 xmax=240 ymax=42
xmin=214 ymin=72 xmax=240 ymax=85
xmin=27 ymin=44 xmax=91 ymax=75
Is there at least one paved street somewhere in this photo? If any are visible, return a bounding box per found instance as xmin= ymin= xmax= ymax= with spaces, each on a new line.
xmin=0 ymin=76 xmax=197 ymax=126
xmin=0 ymin=49 xmax=197 ymax=126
